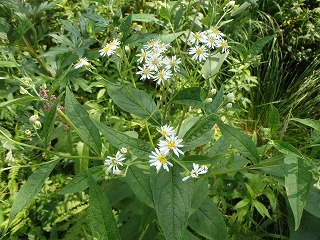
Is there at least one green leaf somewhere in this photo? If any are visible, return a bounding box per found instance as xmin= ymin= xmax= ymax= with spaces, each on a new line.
xmin=150 ymin=166 xmax=193 ymax=240
xmin=284 ymin=155 xmax=312 ymax=230
xmin=7 ymin=161 xmax=57 ymax=229
xmin=0 ymin=96 xmax=39 ymax=108
xmin=65 ymin=88 xmax=102 ymax=155
xmin=289 ymin=210 xmax=320 ymax=240
xmin=208 ymin=135 xmax=230 ymax=156
xmin=291 ymin=118 xmax=320 ymax=132
xmin=305 ymin=185 xmax=320 ymax=218
xmin=160 ymin=6 xmax=171 ymax=21
xmin=95 ymin=121 xmax=153 ymax=160
xmin=188 ymin=197 xmax=228 ymax=240
xmin=252 ymin=199 xmax=271 ymax=219
xmin=107 ymin=85 xmax=161 ymax=126
xmin=125 ymin=165 xmax=154 ymax=208
xmin=248 ymin=35 xmax=274 ymax=56
xmin=173 ymin=87 xmax=206 ymax=108
xmin=231 ymin=2 xmax=251 ymax=17
xmin=268 ymin=105 xmax=280 ymax=135
xmin=182 ymin=114 xmax=217 ymax=150
xmin=190 ymin=177 xmax=208 ymax=215
xmin=159 ymin=31 xmax=185 ymax=44
xmin=131 ymin=13 xmax=162 ymax=25
xmin=218 ymin=122 xmax=260 ymax=163
xmin=201 ymin=53 xmax=228 ymax=80
xmin=58 ymin=166 xmax=105 ymax=194
xmin=88 ymin=175 xmax=121 ymax=240
xmin=205 ymin=86 xmax=224 ymax=114
xmin=273 ymin=140 xmax=304 ymax=158
xmin=75 ymin=142 xmax=89 ymax=174
xmin=42 ymin=93 xmax=63 ymax=148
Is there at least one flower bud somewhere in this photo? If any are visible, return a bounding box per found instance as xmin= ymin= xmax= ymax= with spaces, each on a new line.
xmin=29 ymin=115 xmax=39 ymax=124
xmin=204 ymin=98 xmax=213 ymax=104
xmin=226 ymin=103 xmax=232 ymax=108
xmin=226 ymin=92 xmax=235 ymax=102
xmin=33 ymin=120 xmax=42 ymax=129
xmin=120 ymin=147 xmax=128 ymax=154
xmin=20 ymin=86 xmax=29 ymax=95
xmin=25 ymin=129 xmax=32 ymax=136
xmin=210 ymin=88 xmax=217 ymax=96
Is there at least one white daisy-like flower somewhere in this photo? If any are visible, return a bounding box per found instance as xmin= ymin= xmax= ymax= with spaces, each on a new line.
xmin=136 ymin=65 xmax=154 ymax=80
xmin=99 ymin=43 xmax=116 ymax=57
xmin=136 ymin=49 xmax=149 ymax=63
xmin=163 ymin=56 xmax=181 ymax=72
xmin=146 ymin=55 xmax=163 ymax=71
xmin=188 ymin=45 xmax=209 ymax=62
xmin=109 ymin=38 xmax=121 ymax=50
xmin=182 ymin=163 xmax=208 ymax=181
xmin=153 ymin=68 xmax=172 ymax=85
xmin=149 ymin=148 xmax=173 ymax=172
xmin=158 ymin=42 xmax=170 ymax=53
xmin=74 ymin=57 xmax=90 ymax=69
xmin=189 ymin=31 xmax=208 ymax=45
xmin=220 ymin=39 xmax=230 ymax=53
xmin=144 ymin=39 xmax=160 ymax=50
xmin=206 ymin=28 xmax=224 ymax=39
xmin=157 ymin=125 xmax=176 ymax=137
xmin=104 ymin=151 xmax=126 ymax=174
xmin=158 ymin=135 xmax=184 ymax=157
xmin=204 ymin=35 xmax=219 ymax=49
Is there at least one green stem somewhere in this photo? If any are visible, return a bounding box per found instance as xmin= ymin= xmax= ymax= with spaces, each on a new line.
xmin=145 ymin=122 xmax=154 ymax=146
xmin=176 ymin=106 xmax=187 ymax=135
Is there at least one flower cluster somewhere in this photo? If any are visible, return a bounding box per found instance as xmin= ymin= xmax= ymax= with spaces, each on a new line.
xmin=39 ymin=86 xmax=64 ymax=112
xmin=136 ymin=39 xmax=181 ymax=85
xmin=99 ymin=38 xmax=121 ymax=57
xmin=182 ymin=163 xmax=208 ymax=181
xmin=104 ymin=148 xmax=127 ymax=175
xmin=149 ymin=125 xmax=184 ymax=172
xmin=29 ymin=114 xmax=42 ymax=129
xmin=188 ymin=28 xmax=230 ymax=62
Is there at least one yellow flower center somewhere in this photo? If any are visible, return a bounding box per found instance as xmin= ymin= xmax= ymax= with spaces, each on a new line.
xmin=167 ymin=140 xmax=176 ymax=149
xmin=161 ymin=130 xmax=168 ymax=136
xmin=196 ymin=48 xmax=204 ymax=55
xmin=221 ymin=41 xmax=228 ymax=47
xmin=103 ymin=46 xmax=111 ymax=52
xmin=212 ymin=29 xmax=219 ymax=34
xmin=143 ymin=69 xmax=149 ymax=74
xmin=157 ymin=155 xmax=167 ymax=163
xmin=158 ymin=71 xmax=165 ymax=78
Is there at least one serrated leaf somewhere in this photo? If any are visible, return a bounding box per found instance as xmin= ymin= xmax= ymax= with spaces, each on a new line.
xmin=125 ymin=165 xmax=154 ymax=208
xmin=188 ymin=197 xmax=228 ymax=240
xmin=58 ymin=166 xmax=105 ymax=194
xmin=291 ymin=118 xmax=320 ymax=132
xmin=173 ymin=87 xmax=206 ymax=108
xmin=150 ymin=166 xmax=193 ymax=240
xmin=218 ymin=122 xmax=260 ymax=163
xmin=88 ymin=175 xmax=121 ymax=240
xmin=95 ymin=121 xmax=153 ymax=160
xmin=7 ymin=161 xmax=57 ymax=229
xmin=284 ymin=155 xmax=312 ymax=230
xmin=182 ymin=114 xmax=217 ymax=150
xmin=107 ymin=85 xmax=161 ymax=126
xmin=0 ymin=96 xmax=39 ymax=108
xmin=65 ymin=88 xmax=102 ymax=155
xmin=248 ymin=35 xmax=274 ymax=56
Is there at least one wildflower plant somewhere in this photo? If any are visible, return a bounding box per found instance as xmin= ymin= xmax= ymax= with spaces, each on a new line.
xmin=0 ymin=1 xmax=318 ymax=240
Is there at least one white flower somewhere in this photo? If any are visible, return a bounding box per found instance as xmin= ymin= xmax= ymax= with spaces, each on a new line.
xmin=219 ymin=39 xmax=230 ymax=53
xmin=149 ymin=148 xmax=173 ymax=172
xmin=182 ymin=163 xmax=208 ymax=181
xmin=189 ymin=31 xmax=208 ymax=45
xmin=163 ymin=56 xmax=181 ymax=72
xmin=104 ymin=151 xmax=126 ymax=174
xmin=99 ymin=44 xmax=115 ymax=57
xmin=157 ymin=125 xmax=176 ymax=137
xmin=158 ymin=135 xmax=184 ymax=157
xmin=136 ymin=49 xmax=149 ymax=63
xmin=74 ymin=57 xmax=90 ymax=69
xmin=188 ymin=45 xmax=209 ymax=62
xmin=226 ymin=92 xmax=235 ymax=102
xmin=206 ymin=28 xmax=224 ymax=39
xmin=109 ymin=38 xmax=121 ymax=50
xmin=146 ymin=55 xmax=163 ymax=71
xmin=144 ymin=39 xmax=160 ymax=50
xmin=153 ymin=68 xmax=172 ymax=85
xmin=136 ymin=65 xmax=154 ymax=80
xmin=204 ymin=35 xmax=220 ymax=49
xmin=120 ymin=147 xmax=127 ymax=154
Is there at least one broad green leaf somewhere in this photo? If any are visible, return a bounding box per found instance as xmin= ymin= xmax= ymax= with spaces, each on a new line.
xmin=268 ymin=105 xmax=280 ymax=135
xmin=7 ymin=161 xmax=57 ymax=229
xmin=95 ymin=121 xmax=153 ymax=160
xmin=0 ymin=61 xmax=19 ymax=67
xmin=65 ymin=88 xmax=102 ymax=155
xmin=188 ymin=197 xmax=228 ymax=240
xmin=205 ymin=86 xmax=224 ymax=114
xmin=289 ymin=210 xmax=320 ymax=240
xmin=218 ymin=122 xmax=260 ymax=163
xmin=88 ymin=175 xmax=121 ymax=240
xmin=125 ymin=165 xmax=154 ymax=208
xmin=131 ymin=13 xmax=162 ymax=25
xmin=284 ymin=155 xmax=312 ymax=230
xmin=75 ymin=142 xmax=89 ymax=174
xmin=150 ymin=166 xmax=194 ymax=240
xmin=252 ymin=199 xmax=271 ymax=218
xmin=0 ymin=96 xmax=38 ymax=108
xmin=58 ymin=166 xmax=105 ymax=194
xmin=201 ymin=53 xmax=228 ymax=80
xmin=304 ymin=186 xmax=320 ymax=218
xmin=120 ymin=13 xmax=132 ymax=41
xmin=182 ymin=114 xmax=217 ymax=150
xmin=208 ymin=135 xmax=230 ymax=156
xmin=190 ymin=177 xmax=208 ymax=215
xmin=107 ymin=85 xmax=161 ymax=126
xmin=159 ymin=31 xmax=185 ymax=43
xmin=160 ymin=6 xmax=171 ymax=21
xmin=173 ymin=87 xmax=206 ymax=108
xmin=273 ymin=140 xmax=304 ymax=158
xmin=291 ymin=118 xmax=320 ymax=132
xmin=42 ymin=93 xmax=63 ymax=147
xmin=231 ymin=2 xmax=251 ymax=17
xmin=248 ymin=35 xmax=274 ymax=56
